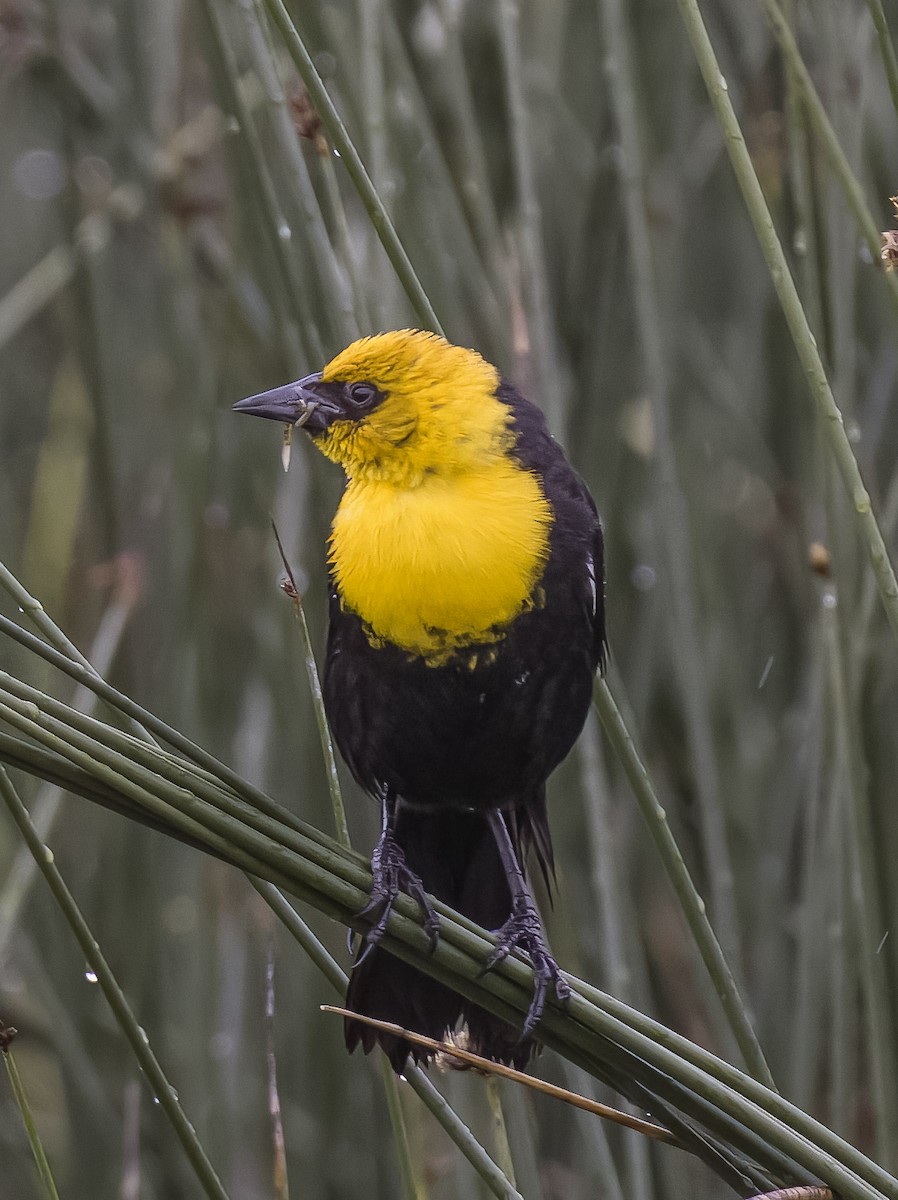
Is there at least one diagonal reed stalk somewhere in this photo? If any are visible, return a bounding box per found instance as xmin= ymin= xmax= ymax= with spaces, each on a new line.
xmin=1 ymin=614 xmax=896 ymax=1196
xmin=5 ymin=3 xmax=898 ymax=1195
xmin=596 ymin=0 xmax=766 ymax=1084
xmin=251 ymin=0 xmax=773 ymax=1102
xmin=762 ymin=0 xmax=898 ymax=322
xmin=672 ymin=0 xmax=898 ymax=648
xmin=259 ymin=0 xmax=443 ymax=336
xmin=2 ymin=1025 xmax=62 ymax=1200
xmin=0 ymin=578 xmax=520 ymax=1200
xmin=0 ymin=764 xmax=232 ymax=1200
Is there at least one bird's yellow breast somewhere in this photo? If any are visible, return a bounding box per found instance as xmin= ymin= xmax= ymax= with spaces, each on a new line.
xmin=329 ymin=460 xmax=552 ymax=662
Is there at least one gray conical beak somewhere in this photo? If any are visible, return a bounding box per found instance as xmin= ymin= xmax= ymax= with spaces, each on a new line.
xmin=233 ymin=371 xmax=324 ymax=425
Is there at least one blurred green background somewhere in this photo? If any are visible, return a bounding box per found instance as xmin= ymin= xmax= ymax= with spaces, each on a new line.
xmin=2 ymin=0 xmax=898 ymax=1197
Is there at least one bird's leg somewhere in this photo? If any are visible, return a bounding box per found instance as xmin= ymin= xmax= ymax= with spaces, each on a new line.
xmin=484 ymin=809 xmax=572 ymax=1039
xmin=355 ymin=788 xmax=440 ymax=960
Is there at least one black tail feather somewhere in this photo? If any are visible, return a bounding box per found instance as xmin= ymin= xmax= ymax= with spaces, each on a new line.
xmin=345 ymin=950 xmax=462 ymax=1071
xmin=506 ymin=788 xmax=554 ymax=894
xmin=344 ymin=795 xmax=548 ymax=1070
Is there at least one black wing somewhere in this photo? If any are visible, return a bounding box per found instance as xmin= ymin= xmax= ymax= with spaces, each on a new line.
xmin=499 ymin=379 xmax=607 ymax=674
xmin=588 ymin=515 xmax=607 ymax=672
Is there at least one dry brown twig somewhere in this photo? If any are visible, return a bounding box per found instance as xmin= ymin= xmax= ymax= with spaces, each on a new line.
xmin=320 ymin=1005 xmax=677 ymax=1145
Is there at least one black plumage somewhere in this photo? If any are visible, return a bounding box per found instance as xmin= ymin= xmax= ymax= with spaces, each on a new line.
xmin=324 ymin=381 xmax=605 ymax=1069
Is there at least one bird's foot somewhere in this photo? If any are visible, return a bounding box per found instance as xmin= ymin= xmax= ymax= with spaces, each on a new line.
xmin=483 ymin=894 xmax=571 ymax=1040
xmin=354 ymin=832 xmax=440 ymax=961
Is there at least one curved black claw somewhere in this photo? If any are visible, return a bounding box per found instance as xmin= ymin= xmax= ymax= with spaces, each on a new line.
xmin=355 ymin=833 xmax=440 ymax=962
xmin=483 ymin=896 xmax=571 ymax=1040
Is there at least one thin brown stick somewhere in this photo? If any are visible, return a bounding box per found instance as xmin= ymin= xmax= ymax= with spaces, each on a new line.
xmin=320 ymin=1006 xmax=677 ymax=1145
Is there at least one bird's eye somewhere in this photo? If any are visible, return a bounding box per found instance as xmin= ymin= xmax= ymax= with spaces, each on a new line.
xmin=347 ymin=382 xmax=378 ymax=407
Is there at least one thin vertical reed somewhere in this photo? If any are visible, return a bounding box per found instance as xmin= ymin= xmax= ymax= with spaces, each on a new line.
xmin=260 ymin=0 xmax=443 ymax=334
xmin=598 ymin=0 xmax=748 ymax=1013
xmin=673 ymin=0 xmax=898 ymax=648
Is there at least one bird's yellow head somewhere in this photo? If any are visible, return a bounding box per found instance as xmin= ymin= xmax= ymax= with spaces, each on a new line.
xmin=235 ymin=330 xmax=510 ymax=486
xmin=234 ymin=329 xmax=554 ymax=658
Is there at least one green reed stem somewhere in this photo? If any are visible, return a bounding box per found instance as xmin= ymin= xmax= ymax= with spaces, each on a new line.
xmin=864 ymin=0 xmax=898 ymax=121
xmin=673 ymin=0 xmax=898 ymax=648
xmin=598 ymin=0 xmax=752 ymax=1053
xmin=0 ymin=766 xmax=231 ymax=1200
xmin=2 ymin=1036 xmax=62 ymax=1200
xmin=763 ymin=0 xmax=898 ymax=323
xmin=594 ymin=676 xmax=775 ymax=1089
xmin=2 ymin=685 xmax=894 ymax=1197
xmin=260 ymin=0 xmax=443 ymax=335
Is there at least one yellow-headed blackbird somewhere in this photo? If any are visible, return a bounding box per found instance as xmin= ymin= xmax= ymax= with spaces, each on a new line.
xmin=235 ymin=330 xmax=605 ymax=1069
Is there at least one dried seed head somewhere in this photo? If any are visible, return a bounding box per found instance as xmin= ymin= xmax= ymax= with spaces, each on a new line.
xmin=881 ymin=196 xmax=898 ymax=271
xmin=808 ymin=541 xmax=832 ymax=578
xmin=288 ymin=85 xmax=328 ymax=154
xmin=881 ymin=231 xmax=898 ymax=271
